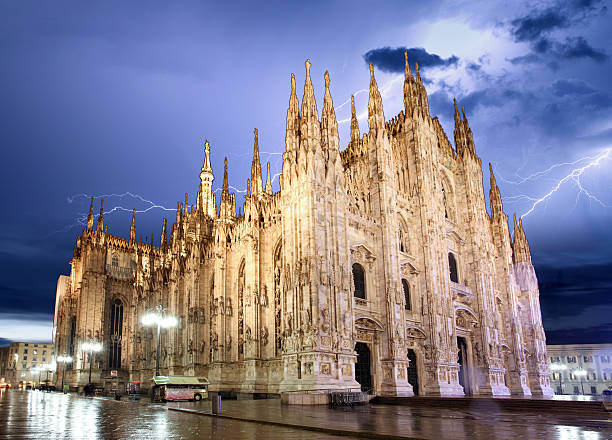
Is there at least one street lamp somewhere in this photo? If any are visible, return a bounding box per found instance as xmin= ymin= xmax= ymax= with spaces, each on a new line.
xmin=141 ymin=305 xmax=177 ymax=376
xmin=550 ymin=364 xmax=567 ymax=394
xmin=57 ymin=355 xmax=73 ymax=393
xmin=81 ymin=340 xmax=103 ymax=384
xmin=31 ymin=366 xmax=42 ymax=387
xmin=574 ymin=369 xmax=587 ymax=395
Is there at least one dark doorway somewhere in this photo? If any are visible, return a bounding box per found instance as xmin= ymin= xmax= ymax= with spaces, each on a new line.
xmin=355 ymin=342 xmax=372 ymax=393
xmin=407 ymin=349 xmax=419 ymax=395
xmin=457 ymin=337 xmax=471 ymax=396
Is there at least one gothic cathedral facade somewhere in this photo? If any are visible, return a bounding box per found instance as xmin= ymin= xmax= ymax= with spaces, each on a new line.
xmin=53 ymin=54 xmax=553 ymax=400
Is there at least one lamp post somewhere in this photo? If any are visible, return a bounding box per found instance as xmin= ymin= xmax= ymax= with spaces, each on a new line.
xmin=57 ymin=355 xmax=72 ymax=393
xmin=31 ymin=367 xmax=42 ymax=387
xmin=141 ymin=305 xmax=177 ymax=377
xmin=550 ymin=364 xmax=567 ymax=394
xmin=82 ymin=340 xmax=103 ymax=384
xmin=574 ymin=369 xmax=587 ymax=395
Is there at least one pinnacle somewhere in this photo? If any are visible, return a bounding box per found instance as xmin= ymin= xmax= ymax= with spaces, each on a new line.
xmin=404 ymin=51 xmax=412 ymax=77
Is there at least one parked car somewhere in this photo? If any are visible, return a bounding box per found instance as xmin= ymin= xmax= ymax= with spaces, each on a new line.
xmin=602 ymin=388 xmax=612 ymax=396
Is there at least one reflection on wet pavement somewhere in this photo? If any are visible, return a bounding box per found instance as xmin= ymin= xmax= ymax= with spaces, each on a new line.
xmin=1 ymin=389 xmax=610 ymax=439
xmin=0 ymin=390 xmax=350 ymax=439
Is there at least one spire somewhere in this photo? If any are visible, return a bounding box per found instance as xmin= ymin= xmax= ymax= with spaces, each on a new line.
xmin=489 ymin=163 xmax=503 ymax=220
xmin=285 ymin=73 xmax=300 ymax=152
xmin=300 ymin=59 xmax=320 ymax=152
xmin=130 ymin=209 xmax=136 ymax=243
xmin=200 ymin=140 xmax=216 ymax=218
xmin=203 ymin=140 xmax=212 ymax=172
xmin=96 ymin=200 xmax=104 ymax=232
xmin=403 ymin=51 xmax=417 ymax=116
xmin=454 ymin=98 xmax=461 ymax=124
xmin=301 ymin=59 xmax=318 ymax=122
xmin=404 ymin=50 xmax=412 ymax=78
xmin=161 ymin=218 xmax=167 ymax=248
xmin=222 ymin=157 xmax=229 ymax=196
xmin=250 ymin=128 xmax=263 ymax=196
xmin=368 ymin=63 xmax=384 ymax=131
xmin=176 ymin=201 xmax=180 ymax=223
xmin=265 ymin=161 xmax=272 ymax=195
xmin=184 ymin=193 xmax=188 ymax=216
xmin=86 ymin=197 xmax=94 ymax=231
xmin=321 ymin=70 xmax=338 ymax=150
xmin=350 ymin=95 xmax=360 ymax=145
xmin=454 ymin=98 xmax=467 ymax=156
xmin=219 ymin=156 xmax=236 ymax=219
xmin=415 ymin=62 xmax=422 ymax=83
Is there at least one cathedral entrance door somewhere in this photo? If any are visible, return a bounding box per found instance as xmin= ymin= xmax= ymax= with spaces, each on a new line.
xmin=407 ymin=349 xmax=419 ymax=395
xmin=457 ymin=336 xmax=471 ymax=396
xmin=354 ymin=342 xmax=372 ymax=393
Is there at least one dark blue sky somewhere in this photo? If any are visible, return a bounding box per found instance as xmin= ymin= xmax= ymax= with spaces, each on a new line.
xmin=1 ymin=0 xmax=611 ymax=345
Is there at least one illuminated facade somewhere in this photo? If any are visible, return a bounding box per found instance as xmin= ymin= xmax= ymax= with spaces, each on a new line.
xmin=53 ymin=54 xmax=553 ymax=401
xmin=548 ymin=344 xmax=612 ymax=395
xmin=0 ymin=342 xmax=54 ymax=387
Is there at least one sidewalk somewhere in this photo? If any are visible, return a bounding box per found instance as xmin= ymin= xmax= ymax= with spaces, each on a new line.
xmin=166 ymin=398 xmax=612 ymax=440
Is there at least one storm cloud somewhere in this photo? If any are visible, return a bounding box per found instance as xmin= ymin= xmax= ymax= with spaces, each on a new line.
xmin=363 ymin=47 xmax=459 ymax=74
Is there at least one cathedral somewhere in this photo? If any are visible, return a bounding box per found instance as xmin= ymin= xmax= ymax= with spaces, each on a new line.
xmin=53 ymin=53 xmax=553 ymax=402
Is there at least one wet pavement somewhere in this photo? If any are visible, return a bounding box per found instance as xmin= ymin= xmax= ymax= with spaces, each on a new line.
xmin=0 ymin=390 xmax=352 ymax=439
xmin=168 ymin=398 xmax=612 ymax=439
xmin=1 ymin=389 xmax=610 ymax=439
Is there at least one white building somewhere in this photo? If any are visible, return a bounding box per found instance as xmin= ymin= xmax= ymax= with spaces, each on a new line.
xmin=547 ymin=344 xmax=612 ymax=395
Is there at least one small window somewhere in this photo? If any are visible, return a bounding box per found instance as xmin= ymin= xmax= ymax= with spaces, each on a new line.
xmin=112 ymin=254 xmax=119 ymax=267
xmin=448 ymin=253 xmax=458 ymax=283
xmin=23 ymin=349 xmax=28 ymax=354
xmin=23 ymin=356 xmax=27 ymax=360
xmin=402 ymin=279 xmax=411 ymax=311
xmin=352 ymin=263 xmax=366 ymax=299
xmin=22 ymin=363 xmax=26 ymax=369
xmin=24 ymin=343 xmax=28 ymax=346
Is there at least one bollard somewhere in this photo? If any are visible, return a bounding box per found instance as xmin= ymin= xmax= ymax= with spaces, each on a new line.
xmin=211 ymin=392 xmax=222 ymax=414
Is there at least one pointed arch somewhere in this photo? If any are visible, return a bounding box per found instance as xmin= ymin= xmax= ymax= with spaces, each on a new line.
xmin=273 ymin=239 xmax=283 ymax=356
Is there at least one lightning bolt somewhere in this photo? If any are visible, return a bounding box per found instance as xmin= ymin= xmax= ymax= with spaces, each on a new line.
xmin=337 ymin=76 xmax=404 ymax=124
xmin=500 ymin=147 xmax=612 ymax=218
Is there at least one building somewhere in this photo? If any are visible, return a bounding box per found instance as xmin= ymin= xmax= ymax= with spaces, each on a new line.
xmin=548 ymin=344 xmax=612 ymax=395
xmin=53 ymin=54 xmax=553 ymax=401
xmin=2 ymin=342 xmax=55 ymax=387
xmin=0 ymin=347 xmax=9 ymax=385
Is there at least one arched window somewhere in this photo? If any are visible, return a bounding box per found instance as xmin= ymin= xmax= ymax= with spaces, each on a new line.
xmin=68 ymin=316 xmax=76 ymax=370
xmin=108 ymin=299 xmax=123 ymax=369
xmin=448 ymin=252 xmax=459 ymax=283
xmin=273 ymin=242 xmax=282 ymax=356
xmin=352 ymin=263 xmax=366 ymax=299
xmin=238 ymin=261 xmax=245 ymax=358
xmin=402 ymin=279 xmax=411 ymax=311
xmin=111 ymin=254 xmax=118 ymax=267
